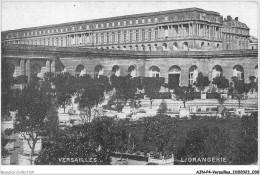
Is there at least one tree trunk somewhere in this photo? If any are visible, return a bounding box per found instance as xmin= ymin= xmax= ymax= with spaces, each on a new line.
xmin=64 ymin=107 xmax=66 ymax=113
xmin=30 ymin=144 xmax=35 ymax=165
xmin=183 ymin=101 xmax=186 ymax=108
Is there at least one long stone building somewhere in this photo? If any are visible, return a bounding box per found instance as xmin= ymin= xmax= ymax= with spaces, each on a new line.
xmin=2 ymin=8 xmax=250 ymax=51
xmin=1 ymin=7 xmax=257 ymax=88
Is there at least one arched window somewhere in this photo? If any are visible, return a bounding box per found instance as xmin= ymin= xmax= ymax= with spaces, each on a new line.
xmin=189 ymin=65 xmax=198 ymax=85
xmin=128 ymin=65 xmax=136 ymax=77
xmin=117 ymin=46 xmax=120 ymax=50
xmin=233 ymin=65 xmax=244 ymax=80
xmin=141 ymin=45 xmax=145 ymax=51
xmin=75 ymin=64 xmax=85 ymax=77
xmin=201 ymin=42 xmax=204 ymax=47
xmin=154 ymin=44 xmax=158 ymax=51
xmin=123 ymin=45 xmax=127 ymax=50
xmin=94 ymin=65 xmax=104 ymax=78
xmin=163 ymin=43 xmax=168 ymax=51
xmin=129 ymin=45 xmax=133 ymax=51
xmin=212 ymin=65 xmax=223 ymax=79
xmin=173 ymin=43 xmax=178 ymax=50
xmin=112 ymin=65 xmax=120 ymax=76
xmin=135 ymin=45 xmax=139 ymax=51
xmin=148 ymin=44 xmax=152 ymax=52
xmin=183 ymin=42 xmax=188 ymax=50
xmin=149 ymin=66 xmax=160 ymax=77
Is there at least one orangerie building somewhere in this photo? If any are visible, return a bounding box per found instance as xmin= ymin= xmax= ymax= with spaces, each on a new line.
xmin=1 ymin=8 xmax=258 ymax=87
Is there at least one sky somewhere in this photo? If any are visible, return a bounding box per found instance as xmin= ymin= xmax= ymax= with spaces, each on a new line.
xmin=1 ymin=1 xmax=259 ymax=37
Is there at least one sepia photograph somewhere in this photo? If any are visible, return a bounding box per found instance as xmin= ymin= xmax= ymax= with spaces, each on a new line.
xmin=1 ymin=0 xmax=259 ymax=174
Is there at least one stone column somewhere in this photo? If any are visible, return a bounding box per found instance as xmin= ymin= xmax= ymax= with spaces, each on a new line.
xmin=25 ymin=60 xmax=31 ymax=82
xmin=51 ymin=60 xmax=56 ymax=74
xmin=20 ymin=59 xmax=25 ymax=75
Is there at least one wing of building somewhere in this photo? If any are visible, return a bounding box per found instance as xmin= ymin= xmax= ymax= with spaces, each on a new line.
xmin=1 ymin=8 xmax=251 ymax=51
xmin=1 ymin=7 xmax=258 ymax=87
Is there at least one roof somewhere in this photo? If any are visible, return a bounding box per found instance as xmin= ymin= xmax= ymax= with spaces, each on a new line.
xmin=2 ymin=7 xmax=220 ymax=33
xmin=224 ymin=20 xmax=249 ymax=29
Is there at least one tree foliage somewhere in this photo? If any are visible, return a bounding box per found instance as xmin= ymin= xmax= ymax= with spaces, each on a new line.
xmin=35 ymin=117 xmax=135 ymax=165
xmin=212 ymin=76 xmax=229 ymax=89
xmin=174 ymin=86 xmax=194 ymax=108
xmin=143 ymin=115 xmax=177 ymax=158
xmin=14 ymin=78 xmax=59 ymax=164
xmin=194 ymin=72 xmax=210 ymax=92
xmin=53 ymin=72 xmax=75 ymax=113
xmin=142 ymin=77 xmax=165 ymax=108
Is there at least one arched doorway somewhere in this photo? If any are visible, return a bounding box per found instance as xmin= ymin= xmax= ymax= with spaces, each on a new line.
xmin=212 ymin=65 xmax=223 ymax=79
xmin=128 ymin=65 xmax=136 ymax=77
xmin=75 ymin=64 xmax=85 ymax=77
xmin=149 ymin=66 xmax=160 ymax=77
xmin=168 ymin=65 xmax=181 ymax=89
xmin=94 ymin=65 xmax=104 ymax=78
xmin=233 ymin=65 xmax=244 ymax=80
xmin=111 ymin=65 xmax=120 ymax=76
xmin=189 ymin=65 xmax=198 ymax=85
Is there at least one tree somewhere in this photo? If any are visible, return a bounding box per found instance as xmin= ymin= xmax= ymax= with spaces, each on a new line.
xmin=157 ymin=99 xmax=167 ymax=115
xmin=248 ymin=76 xmax=257 ymax=93
xmin=231 ymin=112 xmax=258 ymax=164
xmin=212 ymin=76 xmax=229 ymax=90
xmin=143 ymin=115 xmax=177 ymax=159
xmin=35 ymin=117 xmax=133 ymax=165
xmin=231 ymin=77 xmax=247 ymax=108
xmin=142 ymin=77 xmax=165 ymax=109
xmin=1 ymin=60 xmax=15 ymax=118
xmin=76 ymin=79 xmax=105 ymax=123
xmin=179 ymin=126 xmax=232 ymax=165
xmin=54 ymin=72 xmax=75 ymax=113
xmin=174 ymin=86 xmax=194 ymax=108
xmin=14 ymin=78 xmax=59 ymax=165
xmin=109 ymin=75 xmax=142 ymax=112
xmin=194 ymin=72 xmax=210 ymax=92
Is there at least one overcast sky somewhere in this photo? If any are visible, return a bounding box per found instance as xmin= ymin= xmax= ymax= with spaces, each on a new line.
xmin=1 ymin=1 xmax=258 ymax=37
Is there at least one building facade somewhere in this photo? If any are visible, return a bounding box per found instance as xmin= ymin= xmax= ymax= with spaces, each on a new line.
xmin=1 ymin=8 xmax=250 ymax=51
xmin=2 ymin=45 xmax=258 ymax=88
